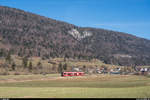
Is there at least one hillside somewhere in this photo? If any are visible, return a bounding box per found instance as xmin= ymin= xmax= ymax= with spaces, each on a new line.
xmin=0 ymin=6 xmax=150 ymax=66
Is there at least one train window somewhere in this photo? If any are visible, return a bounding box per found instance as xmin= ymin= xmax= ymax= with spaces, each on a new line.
xmin=68 ymin=73 xmax=72 ymax=75
xmin=74 ymin=73 xmax=77 ymax=76
xmin=79 ymin=73 xmax=84 ymax=75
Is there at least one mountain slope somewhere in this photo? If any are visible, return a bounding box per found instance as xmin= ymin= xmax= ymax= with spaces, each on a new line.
xmin=0 ymin=6 xmax=91 ymax=59
xmin=0 ymin=6 xmax=150 ymax=66
xmin=80 ymin=27 xmax=150 ymax=66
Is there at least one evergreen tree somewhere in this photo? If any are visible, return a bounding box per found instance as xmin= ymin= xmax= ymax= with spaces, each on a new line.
xmin=11 ymin=62 xmax=16 ymax=71
xmin=37 ymin=61 xmax=42 ymax=69
xmin=63 ymin=63 xmax=67 ymax=70
xmin=22 ymin=56 xmax=28 ymax=68
xmin=0 ymin=49 xmax=6 ymax=57
xmin=28 ymin=61 xmax=33 ymax=72
xmin=5 ymin=51 xmax=11 ymax=64
xmin=58 ymin=63 xmax=63 ymax=73
xmin=83 ymin=65 xmax=86 ymax=72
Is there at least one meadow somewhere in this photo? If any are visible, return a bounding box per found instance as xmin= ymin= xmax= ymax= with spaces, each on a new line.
xmin=0 ymin=55 xmax=149 ymax=98
xmin=0 ymin=74 xmax=150 ymax=98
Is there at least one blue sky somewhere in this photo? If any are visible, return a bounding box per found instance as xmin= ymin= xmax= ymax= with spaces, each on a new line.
xmin=0 ymin=0 xmax=150 ymax=40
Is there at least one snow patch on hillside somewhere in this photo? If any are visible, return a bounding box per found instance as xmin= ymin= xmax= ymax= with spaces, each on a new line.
xmin=68 ymin=29 xmax=92 ymax=40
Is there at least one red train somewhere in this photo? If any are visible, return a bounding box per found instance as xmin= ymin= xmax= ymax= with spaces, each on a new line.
xmin=61 ymin=72 xmax=84 ymax=77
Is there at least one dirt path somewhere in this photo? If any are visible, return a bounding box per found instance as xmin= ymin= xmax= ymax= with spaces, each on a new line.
xmin=0 ymin=76 xmax=63 ymax=83
xmin=0 ymin=74 xmax=140 ymax=83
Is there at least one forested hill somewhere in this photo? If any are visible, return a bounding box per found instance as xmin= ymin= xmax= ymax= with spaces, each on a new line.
xmin=0 ymin=6 xmax=150 ymax=66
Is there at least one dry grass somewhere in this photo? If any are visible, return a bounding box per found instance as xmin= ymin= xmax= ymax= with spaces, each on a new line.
xmin=0 ymin=55 xmax=129 ymax=75
xmin=0 ymin=74 xmax=147 ymax=83
xmin=0 ymin=74 xmax=150 ymax=98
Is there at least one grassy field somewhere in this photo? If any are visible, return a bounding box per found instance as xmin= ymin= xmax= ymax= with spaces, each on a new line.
xmin=0 ymin=74 xmax=150 ymax=98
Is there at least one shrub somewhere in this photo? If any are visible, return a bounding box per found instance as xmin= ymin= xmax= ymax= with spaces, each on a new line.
xmin=0 ymin=72 xmax=9 ymax=75
xmin=33 ymin=71 xmax=39 ymax=74
xmin=14 ymin=72 xmax=20 ymax=75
